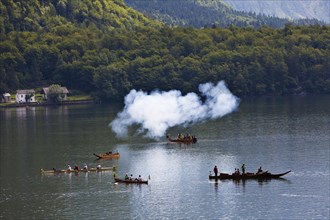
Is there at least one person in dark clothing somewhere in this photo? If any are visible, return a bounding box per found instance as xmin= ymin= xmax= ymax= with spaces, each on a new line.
xmin=214 ymin=165 xmax=218 ymax=176
xmin=241 ymin=164 xmax=246 ymax=174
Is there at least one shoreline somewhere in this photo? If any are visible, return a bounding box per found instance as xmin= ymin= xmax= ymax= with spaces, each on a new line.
xmin=0 ymin=99 xmax=95 ymax=108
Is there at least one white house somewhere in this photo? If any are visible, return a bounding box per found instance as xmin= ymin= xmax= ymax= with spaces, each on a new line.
xmin=16 ymin=90 xmax=36 ymax=103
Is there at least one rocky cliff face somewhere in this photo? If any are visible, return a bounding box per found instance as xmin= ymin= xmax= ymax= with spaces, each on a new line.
xmin=222 ymin=0 xmax=329 ymax=23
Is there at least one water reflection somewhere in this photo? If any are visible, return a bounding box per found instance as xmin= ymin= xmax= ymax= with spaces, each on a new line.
xmin=211 ymin=177 xmax=292 ymax=188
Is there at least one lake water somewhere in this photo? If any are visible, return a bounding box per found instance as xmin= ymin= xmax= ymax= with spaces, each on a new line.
xmin=0 ymin=95 xmax=329 ymax=219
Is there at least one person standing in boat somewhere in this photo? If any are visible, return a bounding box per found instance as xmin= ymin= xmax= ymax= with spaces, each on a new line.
xmin=241 ymin=164 xmax=246 ymax=174
xmin=214 ymin=165 xmax=218 ymax=177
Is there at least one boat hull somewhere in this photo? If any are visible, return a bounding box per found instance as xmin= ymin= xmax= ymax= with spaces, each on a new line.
xmin=209 ymin=170 xmax=291 ymax=180
xmin=40 ymin=166 xmax=116 ymax=174
xmin=114 ymin=178 xmax=148 ymax=184
xmin=93 ymin=153 xmax=120 ymax=159
xmin=167 ymin=136 xmax=197 ymax=144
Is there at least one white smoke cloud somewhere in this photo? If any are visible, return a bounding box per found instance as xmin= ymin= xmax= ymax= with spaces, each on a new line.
xmin=110 ymin=80 xmax=239 ymax=139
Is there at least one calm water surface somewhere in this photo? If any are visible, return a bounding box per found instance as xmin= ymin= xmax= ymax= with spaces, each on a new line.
xmin=0 ymin=96 xmax=329 ymax=219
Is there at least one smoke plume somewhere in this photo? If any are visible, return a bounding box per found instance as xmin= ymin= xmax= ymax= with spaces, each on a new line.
xmin=110 ymin=80 xmax=239 ymax=139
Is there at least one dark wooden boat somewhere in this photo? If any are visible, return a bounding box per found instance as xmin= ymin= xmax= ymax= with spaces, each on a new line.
xmin=93 ymin=152 xmax=120 ymax=159
xmin=166 ymin=135 xmax=197 ymax=144
xmin=114 ymin=178 xmax=148 ymax=184
xmin=209 ymin=170 xmax=291 ymax=180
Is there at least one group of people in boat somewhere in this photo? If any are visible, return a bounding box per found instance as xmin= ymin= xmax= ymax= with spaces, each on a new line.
xmin=213 ymin=164 xmax=264 ymax=176
xmin=124 ymin=173 xmax=143 ymax=182
xmin=52 ymin=163 xmax=102 ymax=172
xmin=176 ymin=133 xmax=196 ymax=141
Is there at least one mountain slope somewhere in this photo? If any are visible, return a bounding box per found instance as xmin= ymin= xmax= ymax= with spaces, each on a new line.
xmin=124 ymin=0 xmax=325 ymax=28
xmin=222 ymin=0 xmax=330 ymax=24
xmin=0 ymin=0 xmax=162 ymax=34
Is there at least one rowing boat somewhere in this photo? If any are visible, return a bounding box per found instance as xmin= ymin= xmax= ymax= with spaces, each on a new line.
xmin=93 ymin=152 xmax=120 ymax=159
xmin=166 ymin=135 xmax=197 ymax=144
xmin=114 ymin=178 xmax=148 ymax=184
xmin=40 ymin=166 xmax=116 ymax=174
xmin=209 ymin=170 xmax=291 ymax=180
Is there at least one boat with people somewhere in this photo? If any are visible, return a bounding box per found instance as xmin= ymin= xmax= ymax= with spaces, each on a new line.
xmin=114 ymin=178 xmax=148 ymax=184
xmin=40 ymin=166 xmax=116 ymax=174
xmin=93 ymin=152 xmax=120 ymax=159
xmin=209 ymin=170 xmax=291 ymax=180
xmin=166 ymin=134 xmax=197 ymax=144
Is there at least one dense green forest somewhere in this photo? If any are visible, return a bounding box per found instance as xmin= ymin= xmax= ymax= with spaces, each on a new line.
xmin=1 ymin=0 xmax=329 ymax=101
xmin=124 ymin=0 xmax=325 ymax=28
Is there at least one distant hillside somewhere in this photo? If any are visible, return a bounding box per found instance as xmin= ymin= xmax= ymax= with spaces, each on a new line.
xmin=223 ymin=0 xmax=330 ymax=24
xmin=124 ymin=0 xmax=325 ymax=28
xmin=0 ymin=0 xmax=162 ymax=34
xmin=1 ymin=0 xmax=329 ymax=100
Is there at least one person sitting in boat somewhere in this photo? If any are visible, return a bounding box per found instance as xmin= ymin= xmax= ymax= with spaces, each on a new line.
xmin=106 ymin=151 xmax=112 ymax=155
xmin=125 ymin=173 xmax=129 ymax=180
xmin=257 ymin=166 xmax=263 ymax=174
xmin=83 ymin=163 xmax=88 ymax=171
xmin=177 ymin=133 xmax=183 ymax=140
xmin=67 ymin=165 xmax=72 ymax=171
xmin=96 ymin=164 xmax=101 ymax=170
xmin=129 ymin=174 xmax=134 ymax=180
xmin=137 ymin=175 xmax=142 ymax=181
xmin=74 ymin=165 xmax=79 ymax=171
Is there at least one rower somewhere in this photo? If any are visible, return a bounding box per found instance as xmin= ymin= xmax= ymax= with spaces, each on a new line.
xmin=257 ymin=166 xmax=263 ymax=174
xmin=125 ymin=173 xmax=129 ymax=180
xmin=74 ymin=165 xmax=79 ymax=171
xmin=138 ymin=175 xmax=142 ymax=181
xmin=96 ymin=164 xmax=101 ymax=170
xmin=83 ymin=163 xmax=88 ymax=171
xmin=67 ymin=165 xmax=72 ymax=171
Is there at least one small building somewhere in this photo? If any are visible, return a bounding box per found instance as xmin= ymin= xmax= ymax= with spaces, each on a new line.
xmin=0 ymin=93 xmax=11 ymax=103
xmin=41 ymin=86 xmax=69 ymax=101
xmin=16 ymin=90 xmax=36 ymax=103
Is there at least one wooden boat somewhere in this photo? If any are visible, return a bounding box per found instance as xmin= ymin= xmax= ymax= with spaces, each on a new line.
xmin=40 ymin=166 xmax=116 ymax=174
xmin=209 ymin=170 xmax=291 ymax=180
xmin=93 ymin=152 xmax=120 ymax=159
xmin=166 ymin=135 xmax=197 ymax=144
xmin=114 ymin=178 xmax=148 ymax=184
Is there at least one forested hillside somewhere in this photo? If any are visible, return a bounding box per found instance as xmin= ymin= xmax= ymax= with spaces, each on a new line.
xmin=223 ymin=0 xmax=329 ymax=24
xmin=1 ymin=0 xmax=329 ymax=101
xmin=124 ymin=0 xmax=324 ymax=28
